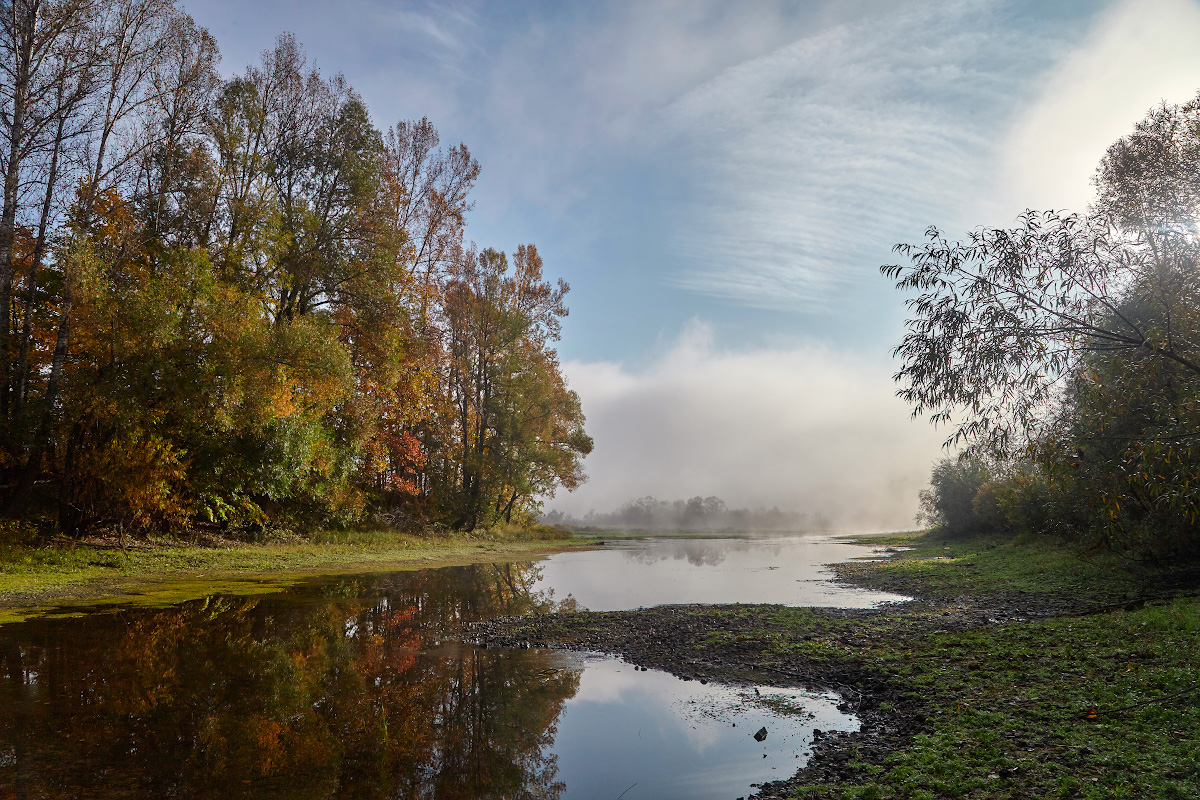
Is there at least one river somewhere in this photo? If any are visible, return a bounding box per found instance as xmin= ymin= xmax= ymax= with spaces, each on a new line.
xmin=0 ymin=533 xmax=905 ymax=799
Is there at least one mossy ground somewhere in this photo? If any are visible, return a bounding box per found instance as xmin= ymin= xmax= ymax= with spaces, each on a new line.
xmin=831 ymin=531 xmax=1155 ymax=601
xmin=823 ymin=601 xmax=1199 ymax=799
xmin=763 ymin=534 xmax=1200 ymax=799
xmin=0 ymin=523 xmax=585 ymax=625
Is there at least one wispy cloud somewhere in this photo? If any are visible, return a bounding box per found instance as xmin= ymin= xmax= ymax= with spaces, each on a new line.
xmin=363 ymin=0 xmax=484 ymax=82
xmin=552 ymin=321 xmax=947 ymax=532
xmin=468 ymin=1 xmax=831 ymax=215
xmin=655 ymin=0 xmax=1079 ymax=309
xmin=376 ymin=11 xmax=458 ymax=50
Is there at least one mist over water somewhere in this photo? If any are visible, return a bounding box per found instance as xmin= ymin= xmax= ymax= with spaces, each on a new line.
xmin=544 ymin=494 xmax=823 ymax=531
xmin=553 ymin=325 xmax=947 ymax=532
xmin=531 ymin=535 xmax=909 ymax=610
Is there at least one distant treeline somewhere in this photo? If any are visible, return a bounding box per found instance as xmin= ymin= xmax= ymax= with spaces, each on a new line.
xmin=543 ymin=496 xmax=826 ymax=531
xmin=0 ymin=2 xmax=590 ymax=539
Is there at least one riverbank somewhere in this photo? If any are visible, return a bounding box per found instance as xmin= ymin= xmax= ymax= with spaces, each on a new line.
xmin=0 ymin=525 xmax=586 ymax=625
xmin=471 ymin=533 xmax=1200 ymax=799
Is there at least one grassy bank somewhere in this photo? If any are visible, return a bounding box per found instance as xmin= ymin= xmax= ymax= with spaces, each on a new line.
xmin=801 ymin=534 xmax=1200 ymax=799
xmin=474 ymin=532 xmax=1200 ymax=799
xmin=0 ymin=524 xmax=585 ymax=625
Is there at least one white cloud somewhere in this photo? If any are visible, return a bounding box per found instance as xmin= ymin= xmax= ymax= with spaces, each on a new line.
xmin=551 ymin=321 xmax=947 ymax=532
xmin=992 ymin=0 xmax=1200 ymax=220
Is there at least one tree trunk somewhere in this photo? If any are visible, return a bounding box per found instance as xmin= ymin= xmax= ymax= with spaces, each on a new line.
xmin=0 ymin=0 xmax=41 ymax=422
xmin=14 ymin=115 xmax=63 ymax=417
xmin=502 ymin=491 xmax=518 ymax=523
xmin=4 ymin=280 xmax=69 ymax=513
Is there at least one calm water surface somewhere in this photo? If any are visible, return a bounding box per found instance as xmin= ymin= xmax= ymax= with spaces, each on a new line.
xmin=0 ymin=534 xmax=898 ymax=798
xmin=534 ymin=534 xmax=909 ymax=610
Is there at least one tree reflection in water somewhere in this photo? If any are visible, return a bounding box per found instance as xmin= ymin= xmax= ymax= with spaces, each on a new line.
xmin=0 ymin=562 xmax=580 ymax=799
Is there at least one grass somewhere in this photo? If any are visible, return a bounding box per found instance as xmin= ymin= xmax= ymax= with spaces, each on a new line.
xmin=0 ymin=522 xmax=583 ymax=625
xmin=794 ymin=596 xmax=1200 ymax=799
xmin=778 ymin=532 xmax=1200 ymax=798
xmin=835 ymin=530 xmax=1153 ymax=600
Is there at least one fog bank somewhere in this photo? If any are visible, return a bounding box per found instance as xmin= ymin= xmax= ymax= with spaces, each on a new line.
xmin=549 ymin=323 xmax=946 ymax=532
xmin=545 ymin=495 xmax=819 ymax=532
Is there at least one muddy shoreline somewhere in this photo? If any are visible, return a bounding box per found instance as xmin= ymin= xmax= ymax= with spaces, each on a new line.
xmin=467 ymin=546 xmax=1159 ymax=799
xmin=471 ymin=604 xmax=919 ymax=798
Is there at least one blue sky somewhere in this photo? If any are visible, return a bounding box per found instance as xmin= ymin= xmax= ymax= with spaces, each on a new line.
xmin=183 ymin=0 xmax=1200 ymax=527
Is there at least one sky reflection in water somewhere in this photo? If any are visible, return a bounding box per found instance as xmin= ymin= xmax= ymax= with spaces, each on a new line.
xmin=552 ymin=655 xmax=855 ymax=800
xmin=534 ymin=534 xmax=910 ymax=610
xmin=0 ymin=535 xmax=884 ymax=798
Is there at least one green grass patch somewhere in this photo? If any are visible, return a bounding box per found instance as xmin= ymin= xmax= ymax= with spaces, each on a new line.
xmin=0 ymin=526 xmax=587 ymax=625
xmin=839 ymin=531 xmax=1146 ymax=602
xmin=838 ymin=531 xmax=926 ymax=547
xmin=800 ymin=596 xmax=1200 ymax=798
xmin=780 ymin=534 xmax=1200 ymax=798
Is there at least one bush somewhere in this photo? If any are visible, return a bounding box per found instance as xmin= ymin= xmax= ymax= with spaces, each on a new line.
xmin=918 ymin=457 xmax=992 ymax=535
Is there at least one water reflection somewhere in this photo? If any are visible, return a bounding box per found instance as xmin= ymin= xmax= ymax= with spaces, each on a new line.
xmin=0 ymin=563 xmax=580 ymax=799
xmin=0 ymin=538 xmax=883 ymax=798
xmin=553 ymin=658 xmax=856 ymax=800
xmin=534 ymin=535 xmax=909 ymax=610
xmin=624 ymin=538 xmax=738 ymax=567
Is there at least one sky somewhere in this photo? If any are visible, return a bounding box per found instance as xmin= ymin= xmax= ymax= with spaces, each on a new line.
xmin=182 ymin=0 xmax=1200 ymax=529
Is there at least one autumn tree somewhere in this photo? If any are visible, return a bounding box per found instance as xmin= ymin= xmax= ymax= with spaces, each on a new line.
xmin=0 ymin=14 xmax=588 ymax=538
xmin=348 ymin=116 xmax=479 ymax=515
xmin=437 ymin=244 xmax=591 ymax=530
xmin=0 ymin=0 xmax=99 ymax=503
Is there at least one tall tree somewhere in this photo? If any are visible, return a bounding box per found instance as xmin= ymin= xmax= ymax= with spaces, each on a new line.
xmin=13 ymin=0 xmax=214 ymax=522
xmin=0 ymin=0 xmax=95 ymax=449
xmin=887 ymin=92 xmax=1200 ymax=557
xmin=439 ymin=244 xmax=589 ymax=529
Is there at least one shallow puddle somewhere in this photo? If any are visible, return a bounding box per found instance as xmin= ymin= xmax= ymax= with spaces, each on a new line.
xmin=551 ymin=655 xmax=856 ymax=799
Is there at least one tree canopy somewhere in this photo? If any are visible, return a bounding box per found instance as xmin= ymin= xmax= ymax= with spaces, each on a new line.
xmin=0 ymin=1 xmax=590 ymax=538
xmin=885 ymin=93 xmax=1200 ymax=558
